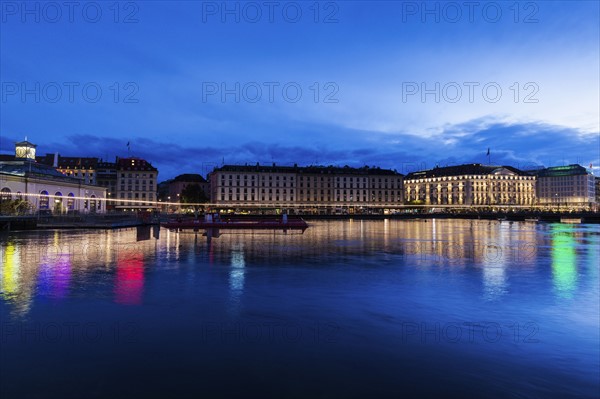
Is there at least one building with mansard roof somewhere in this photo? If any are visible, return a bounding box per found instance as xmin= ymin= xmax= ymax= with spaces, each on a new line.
xmin=37 ymin=153 xmax=99 ymax=185
xmin=209 ymin=164 xmax=403 ymax=212
xmin=404 ymin=164 xmax=535 ymax=206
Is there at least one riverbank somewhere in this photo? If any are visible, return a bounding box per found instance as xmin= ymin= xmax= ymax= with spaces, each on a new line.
xmin=301 ymin=212 xmax=600 ymax=223
xmin=1 ymin=214 xmax=157 ymax=232
xmin=2 ymin=211 xmax=599 ymax=232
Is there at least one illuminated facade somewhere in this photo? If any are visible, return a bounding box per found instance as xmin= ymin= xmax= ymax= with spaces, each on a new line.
xmin=0 ymin=141 xmax=106 ymax=214
xmin=209 ymin=164 xmax=403 ymax=210
xmin=115 ymin=157 xmax=159 ymax=211
xmin=404 ymin=164 xmax=535 ymax=206
xmin=532 ymin=165 xmax=596 ymax=208
xmin=37 ymin=154 xmax=99 ymax=185
xmin=14 ymin=139 xmax=36 ymax=160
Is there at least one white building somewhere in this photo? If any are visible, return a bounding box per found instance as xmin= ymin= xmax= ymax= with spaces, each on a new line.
xmin=0 ymin=140 xmax=106 ymax=214
xmin=209 ymin=164 xmax=403 ymax=212
xmin=404 ymin=164 xmax=535 ymax=206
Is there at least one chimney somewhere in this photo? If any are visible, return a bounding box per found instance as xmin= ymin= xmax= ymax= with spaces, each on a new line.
xmin=53 ymin=152 xmax=59 ymax=168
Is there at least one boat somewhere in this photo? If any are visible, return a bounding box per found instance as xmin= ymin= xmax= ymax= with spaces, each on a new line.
xmin=560 ymin=218 xmax=582 ymax=224
xmin=161 ymin=215 xmax=309 ymax=232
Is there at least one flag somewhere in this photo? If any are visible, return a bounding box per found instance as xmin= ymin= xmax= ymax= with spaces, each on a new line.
xmin=486 ymin=148 xmax=490 ymax=156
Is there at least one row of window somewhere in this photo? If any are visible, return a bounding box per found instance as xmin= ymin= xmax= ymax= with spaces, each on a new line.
xmin=219 ymin=195 xmax=402 ymax=202
xmin=119 ymin=193 xmax=154 ymax=199
xmin=221 ymin=175 xmax=399 ymax=183
xmin=120 ymin=173 xmax=155 ymax=178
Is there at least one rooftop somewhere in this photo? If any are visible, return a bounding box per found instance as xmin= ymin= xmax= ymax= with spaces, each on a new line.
xmin=212 ymin=164 xmax=401 ymax=176
xmin=530 ymin=164 xmax=590 ymax=178
xmin=0 ymin=160 xmax=90 ymax=184
xmin=37 ymin=154 xmax=99 ymax=169
xmin=117 ymin=157 xmax=158 ymax=172
xmin=405 ymin=164 xmax=530 ymax=180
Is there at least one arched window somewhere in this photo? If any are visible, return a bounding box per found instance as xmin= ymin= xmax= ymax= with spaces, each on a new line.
xmin=54 ymin=192 xmax=63 ymax=212
xmin=39 ymin=190 xmax=49 ymax=209
xmin=67 ymin=193 xmax=75 ymax=210
xmin=0 ymin=187 xmax=12 ymax=201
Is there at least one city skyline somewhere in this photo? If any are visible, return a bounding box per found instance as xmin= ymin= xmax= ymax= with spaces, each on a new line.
xmin=1 ymin=1 xmax=598 ymax=180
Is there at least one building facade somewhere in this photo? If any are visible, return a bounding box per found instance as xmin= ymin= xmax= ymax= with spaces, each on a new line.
xmin=532 ymin=165 xmax=595 ymax=209
xmin=168 ymin=174 xmax=209 ymax=202
xmin=1 ymin=141 xmax=106 ymax=214
xmin=209 ymin=164 xmax=403 ymax=211
xmin=404 ymin=164 xmax=535 ymax=206
xmin=37 ymin=154 xmax=99 ymax=185
xmin=97 ymin=160 xmax=118 ymax=210
xmin=114 ymin=157 xmax=159 ymax=211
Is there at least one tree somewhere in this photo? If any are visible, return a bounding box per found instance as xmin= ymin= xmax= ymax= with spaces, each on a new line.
xmin=0 ymin=199 xmax=33 ymax=216
xmin=180 ymin=184 xmax=209 ymax=219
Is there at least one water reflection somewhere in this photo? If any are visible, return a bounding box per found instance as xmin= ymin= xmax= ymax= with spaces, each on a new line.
xmin=0 ymin=220 xmax=598 ymax=316
xmin=114 ymin=255 xmax=145 ymax=305
xmin=228 ymin=244 xmax=246 ymax=315
xmin=481 ymin=223 xmax=509 ymax=301
xmin=1 ymin=243 xmax=20 ymax=302
xmin=37 ymin=254 xmax=71 ymax=299
xmin=551 ymin=224 xmax=578 ymax=299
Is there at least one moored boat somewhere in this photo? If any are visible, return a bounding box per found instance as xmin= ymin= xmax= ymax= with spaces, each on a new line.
xmin=161 ymin=215 xmax=309 ymax=232
xmin=560 ymin=218 xmax=582 ymax=224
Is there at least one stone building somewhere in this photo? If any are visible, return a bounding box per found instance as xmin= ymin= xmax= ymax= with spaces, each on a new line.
xmin=404 ymin=164 xmax=535 ymax=206
xmin=0 ymin=140 xmax=106 ymax=214
xmin=530 ymin=164 xmax=596 ymax=209
xmin=209 ymin=164 xmax=403 ymax=212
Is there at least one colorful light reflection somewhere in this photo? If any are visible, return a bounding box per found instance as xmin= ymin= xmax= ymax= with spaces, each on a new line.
xmin=551 ymin=224 xmax=578 ymax=299
xmin=1 ymin=243 xmax=20 ymax=300
xmin=37 ymin=255 xmax=72 ymax=299
xmin=114 ymin=256 xmax=145 ymax=305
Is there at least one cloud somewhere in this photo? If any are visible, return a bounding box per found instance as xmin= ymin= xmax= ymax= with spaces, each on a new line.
xmin=1 ymin=118 xmax=587 ymax=180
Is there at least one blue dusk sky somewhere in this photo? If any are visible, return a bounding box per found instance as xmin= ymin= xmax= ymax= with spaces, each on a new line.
xmin=1 ymin=0 xmax=599 ymax=180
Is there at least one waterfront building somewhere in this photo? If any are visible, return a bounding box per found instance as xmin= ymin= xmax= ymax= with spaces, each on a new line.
xmin=97 ymin=160 xmax=118 ymax=210
xmin=209 ymin=164 xmax=403 ymax=212
xmin=403 ymin=164 xmax=535 ymax=206
xmin=0 ymin=140 xmax=106 ymax=214
xmin=531 ymin=165 xmax=596 ymax=209
xmin=296 ymin=165 xmax=403 ymax=207
xmin=114 ymin=157 xmax=159 ymax=211
xmin=37 ymin=154 xmax=99 ymax=185
xmin=168 ymin=173 xmax=209 ymax=202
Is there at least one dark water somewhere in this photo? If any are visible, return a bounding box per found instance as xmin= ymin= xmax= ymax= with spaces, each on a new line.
xmin=1 ymin=220 xmax=599 ymax=398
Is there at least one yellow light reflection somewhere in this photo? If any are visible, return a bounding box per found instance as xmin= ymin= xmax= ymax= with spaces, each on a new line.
xmin=1 ymin=243 xmax=20 ymax=300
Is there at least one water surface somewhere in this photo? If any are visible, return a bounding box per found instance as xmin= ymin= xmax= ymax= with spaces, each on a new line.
xmin=1 ymin=220 xmax=599 ymax=398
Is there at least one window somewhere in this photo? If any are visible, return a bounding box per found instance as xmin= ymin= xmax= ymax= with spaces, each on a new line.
xmin=39 ymin=191 xmax=49 ymax=209
xmin=0 ymin=187 xmax=11 ymax=201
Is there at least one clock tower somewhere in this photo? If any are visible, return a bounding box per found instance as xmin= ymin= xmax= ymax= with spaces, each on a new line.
xmin=15 ymin=138 xmax=37 ymax=161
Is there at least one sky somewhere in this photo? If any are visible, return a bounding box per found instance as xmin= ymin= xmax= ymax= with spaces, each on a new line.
xmin=1 ymin=0 xmax=599 ymax=180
